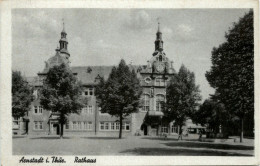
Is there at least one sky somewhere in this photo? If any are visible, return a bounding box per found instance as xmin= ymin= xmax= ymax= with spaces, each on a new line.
xmin=12 ymin=8 xmax=250 ymax=101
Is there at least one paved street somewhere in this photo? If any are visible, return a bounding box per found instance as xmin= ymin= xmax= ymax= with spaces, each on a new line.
xmin=13 ymin=135 xmax=254 ymax=156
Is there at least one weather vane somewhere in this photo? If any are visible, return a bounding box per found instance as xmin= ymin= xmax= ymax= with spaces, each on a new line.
xmin=62 ymin=18 xmax=65 ymax=30
xmin=157 ymin=17 xmax=161 ymax=24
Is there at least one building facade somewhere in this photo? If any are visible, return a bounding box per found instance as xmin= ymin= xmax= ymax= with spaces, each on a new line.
xmin=13 ymin=23 xmax=204 ymax=136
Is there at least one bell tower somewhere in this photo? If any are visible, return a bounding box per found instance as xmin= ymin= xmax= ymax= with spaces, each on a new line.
xmin=59 ymin=20 xmax=70 ymax=59
xmin=154 ymin=22 xmax=164 ymax=52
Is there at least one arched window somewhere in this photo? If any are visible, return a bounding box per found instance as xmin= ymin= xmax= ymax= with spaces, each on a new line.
xmin=142 ymin=94 xmax=150 ymax=111
xmin=156 ymin=94 xmax=165 ymax=112
xmin=159 ymin=55 xmax=162 ymax=61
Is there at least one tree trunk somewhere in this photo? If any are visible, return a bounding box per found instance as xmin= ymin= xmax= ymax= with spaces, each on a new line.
xmin=59 ymin=114 xmax=65 ymax=139
xmin=60 ymin=122 xmax=64 ymax=138
xmin=119 ymin=114 xmax=123 ymax=139
xmin=240 ymin=117 xmax=244 ymax=143
xmin=178 ymin=125 xmax=182 ymax=140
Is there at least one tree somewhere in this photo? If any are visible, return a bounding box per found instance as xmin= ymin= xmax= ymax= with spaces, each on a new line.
xmin=96 ymin=59 xmax=142 ymax=139
xmin=40 ymin=63 xmax=85 ymax=138
xmin=192 ymin=97 xmax=229 ymax=136
xmin=12 ymin=71 xmax=34 ymax=118
xmin=163 ymin=65 xmax=201 ymax=138
xmin=206 ymin=10 xmax=254 ymax=142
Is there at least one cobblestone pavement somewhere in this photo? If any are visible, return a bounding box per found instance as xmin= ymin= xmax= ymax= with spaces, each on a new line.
xmin=13 ymin=135 xmax=254 ymax=156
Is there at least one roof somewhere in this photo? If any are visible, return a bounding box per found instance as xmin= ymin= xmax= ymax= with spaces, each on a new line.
xmin=28 ymin=65 xmax=144 ymax=86
xmin=60 ymin=48 xmax=70 ymax=55
xmin=59 ymin=38 xmax=68 ymax=42
xmin=71 ymin=65 xmax=142 ymax=85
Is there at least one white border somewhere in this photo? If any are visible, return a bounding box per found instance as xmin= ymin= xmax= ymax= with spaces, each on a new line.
xmin=1 ymin=0 xmax=259 ymax=165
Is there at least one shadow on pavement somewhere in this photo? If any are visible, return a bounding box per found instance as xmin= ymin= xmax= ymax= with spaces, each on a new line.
xmin=141 ymin=137 xmax=179 ymax=141
xmin=30 ymin=136 xmax=71 ymax=139
xmin=13 ymin=136 xmax=27 ymax=139
xmin=163 ymin=142 xmax=254 ymax=150
xmin=81 ymin=137 xmax=124 ymax=140
xmin=120 ymin=147 xmax=253 ymax=156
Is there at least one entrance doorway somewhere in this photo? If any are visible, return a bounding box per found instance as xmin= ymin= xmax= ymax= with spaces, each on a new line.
xmin=25 ymin=121 xmax=29 ymax=134
xmin=53 ymin=124 xmax=60 ymax=135
xmin=141 ymin=124 xmax=148 ymax=136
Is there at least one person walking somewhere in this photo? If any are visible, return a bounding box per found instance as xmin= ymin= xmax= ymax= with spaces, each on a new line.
xmin=178 ymin=129 xmax=183 ymax=140
xmin=199 ymin=129 xmax=202 ymax=139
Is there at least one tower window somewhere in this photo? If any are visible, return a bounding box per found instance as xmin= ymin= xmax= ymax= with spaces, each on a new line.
xmin=159 ymin=55 xmax=162 ymax=61
xmin=142 ymin=94 xmax=150 ymax=111
xmin=156 ymin=94 xmax=165 ymax=112
xmin=155 ymin=78 xmax=165 ymax=86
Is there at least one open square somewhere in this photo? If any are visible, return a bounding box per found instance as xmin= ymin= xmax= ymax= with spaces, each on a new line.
xmin=13 ymin=135 xmax=254 ymax=156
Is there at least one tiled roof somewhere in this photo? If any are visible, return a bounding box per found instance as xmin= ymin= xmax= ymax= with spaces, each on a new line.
xmin=27 ymin=65 xmax=145 ymax=86
xmin=71 ymin=65 xmax=143 ymax=85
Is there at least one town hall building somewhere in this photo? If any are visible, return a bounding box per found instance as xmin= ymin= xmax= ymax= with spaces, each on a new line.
xmin=13 ymin=22 xmax=204 ymax=136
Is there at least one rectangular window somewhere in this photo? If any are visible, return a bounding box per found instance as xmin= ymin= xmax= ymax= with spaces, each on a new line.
xmin=162 ymin=126 xmax=168 ymax=133
xmin=155 ymin=78 xmax=165 ymax=86
xmin=73 ymin=122 xmax=77 ymax=130
xmin=85 ymin=91 xmax=88 ymax=96
xmin=142 ymin=94 xmax=150 ymax=111
xmin=172 ymin=126 xmax=177 ymax=133
xmin=105 ymin=122 xmax=109 ymax=130
xmin=88 ymin=106 xmax=93 ymax=114
xmin=111 ymin=123 xmax=115 ymax=130
xmin=100 ymin=122 xmax=104 ymax=130
xmin=83 ymin=122 xmax=87 ymax=130
xmin=116 ymin=123 xmax=120 ymax=130
xmin=34 ymin=121 xmax=43 ymax=130
xmin=39 ymin=106 xmax=43 ymax=114
xmin=34 ymin=106 xmax=38 ymax=114
xmin=89 ymin=88 xmax=94 ymax=96
xmin=78 ymin=122 xmax=82 ymax=130
xmin=82 ymin=107 xmax=87 ymax=114
xmin=87 ymin=122 xmax=92 ymax=130
xmin=39 ymin=122 xmax=43 ymax=129
xmin=156 ymin=79 xmax=160 ymax=86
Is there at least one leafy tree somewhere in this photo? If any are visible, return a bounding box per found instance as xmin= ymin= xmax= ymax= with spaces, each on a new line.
xmin=192 ymin=97 xmax=229 ymax=136
xmin=163 ymin=65 xmax=201 ymax=137
xmin=12 ymin=71 xmax=34 ymax=118
xmin=96 ymin=59 xmax=142 ymax=139
xmin=40 ymin=63 xmax=85 ymax=138
xmin=206 ymin=10 xmax=254 ymax=142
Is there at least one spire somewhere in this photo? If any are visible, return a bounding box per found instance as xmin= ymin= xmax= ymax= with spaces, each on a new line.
xmin=157 ymin=21 xmax=161 ymax=33
xmin=62 ymin=18 xmax=66 ymax=34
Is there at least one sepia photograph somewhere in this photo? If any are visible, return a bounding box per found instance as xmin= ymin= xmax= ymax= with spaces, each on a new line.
xmin=10 ymin=8 xmax=256 ymax=157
